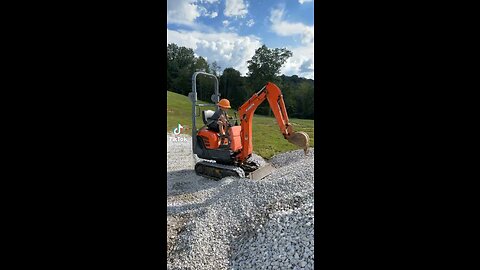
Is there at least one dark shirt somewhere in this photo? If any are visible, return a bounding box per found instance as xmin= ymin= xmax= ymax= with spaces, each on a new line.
xmin=207 ymin=109 xmax=228 ymax=130
xmin=209 ymin=109 xmax=226 ymax=124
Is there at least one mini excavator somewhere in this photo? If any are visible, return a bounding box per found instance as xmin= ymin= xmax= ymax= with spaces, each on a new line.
xmin=189 ymin=72 xmax=310 ymax=180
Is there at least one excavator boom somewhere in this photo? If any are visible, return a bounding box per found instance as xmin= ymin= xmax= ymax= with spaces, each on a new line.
xmin=237 ymin=82 xmax=310 ymax=162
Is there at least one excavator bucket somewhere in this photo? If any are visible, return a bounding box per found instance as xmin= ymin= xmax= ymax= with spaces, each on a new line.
xmin=287 ymin=131 xmax=310 ymax=155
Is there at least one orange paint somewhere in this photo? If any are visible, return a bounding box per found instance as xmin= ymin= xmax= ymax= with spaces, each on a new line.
xmin=197 ymin=128 xmax=220 ymax=149
xmin=236 ymin=82 xmax=293 ymax=162
xmin=228 ymin=126 xmax=243 ymax=152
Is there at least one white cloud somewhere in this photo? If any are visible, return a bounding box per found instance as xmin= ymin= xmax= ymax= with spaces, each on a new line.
xmin=168 ymin=0 xmax=221 ymax=25
xmin=198 ymin=6 xmax=208 ymax=15
xmin=198 ymin=6 xmax=219 ymax=18
xmin=167 ymin=0 xmax=200 ymax=25
xmin=167 ymin=28 xmax=262 ymax=76
xmin=197 ymin=5 xmax=220 ymax=18
xmin=298 ymin=0 xmax=313 ymax=4
xmin=268 ymin=6 xmax=314 ymax=78
xmin=224 ymin=0 xmax=248 ymax=18
xmin=280 ymin=44 xmax=314 ymax=79
xmin=269 ymin=7 xmax=313 ymax=45
xmin=167 ymin=4 xmax=314 ymax=79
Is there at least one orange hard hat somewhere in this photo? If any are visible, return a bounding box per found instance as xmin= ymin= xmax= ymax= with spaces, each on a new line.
xmin=217 ymin=99 xmax=231 ymax=108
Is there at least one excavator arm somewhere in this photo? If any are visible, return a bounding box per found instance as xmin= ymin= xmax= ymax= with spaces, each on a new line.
xmin=236 ymin=82 xmax=310 ymax=162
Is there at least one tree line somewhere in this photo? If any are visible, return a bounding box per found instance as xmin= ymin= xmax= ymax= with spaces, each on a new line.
xmin=167 ymin=43 xmax=314 ymax=119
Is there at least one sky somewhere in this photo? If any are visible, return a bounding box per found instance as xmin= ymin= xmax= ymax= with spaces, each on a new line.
xmin=167 ymin=0 xmax=314 ymax=79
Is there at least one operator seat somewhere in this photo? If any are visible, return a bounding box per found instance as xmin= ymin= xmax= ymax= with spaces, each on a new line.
xmin=202 ymin=109 xmax=230 ymax=141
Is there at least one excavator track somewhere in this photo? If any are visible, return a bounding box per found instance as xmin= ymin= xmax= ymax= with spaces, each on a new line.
xmin=195 ymin=160 xmax=245 ymax=180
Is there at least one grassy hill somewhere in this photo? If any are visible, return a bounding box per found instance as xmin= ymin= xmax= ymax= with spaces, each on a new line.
xmin=167 ymin=91 xmax=314 ymax=159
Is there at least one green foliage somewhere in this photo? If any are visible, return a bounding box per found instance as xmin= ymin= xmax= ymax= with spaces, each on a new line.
xmin=194 ymin=56 xmax=210 ymax=73
xmin=210 ymin=61 xmax=221 ymax=76
xmin=247 ymin=44 xmax=292 ymax=90
xmin=246 ymin=45 xmax=292 ymax=116
xmin=167 ymin=43 xmax=314 ymax=120
xmin=278 ymin=75 xmax=314 ymax=119
xmin=167 ymin=43 xmax=196 ymax=95
xmin=219 ymin=67 xmax=247 ymax=109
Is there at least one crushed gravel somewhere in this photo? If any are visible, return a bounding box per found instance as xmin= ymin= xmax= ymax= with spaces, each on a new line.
xmin=167 ymin=133 xmax=314 ymax=270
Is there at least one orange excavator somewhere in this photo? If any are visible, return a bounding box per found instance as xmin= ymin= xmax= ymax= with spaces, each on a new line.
xmin=189 ymin=72 xmax=309 ymax=180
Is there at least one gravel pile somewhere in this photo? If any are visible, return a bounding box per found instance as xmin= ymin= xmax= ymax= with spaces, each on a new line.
xmin=167 ymin=133 xmax=314 ymax=270
xmin=231 ymin=199 xmax=314 ymax=270
xmin=269 ymin=148 xmax=314 ymax=168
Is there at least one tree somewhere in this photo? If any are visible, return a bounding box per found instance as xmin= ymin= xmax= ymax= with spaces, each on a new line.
xmin=246 ymin=45 xmax=292 ymax=116
xmin=219 ymin=67 xmax=245 ymax=109
xmin=210 ymin=61 xmax=222 ymax=76
xmin=194 ymin=56 xmax=210 ymax=73
xmin=167 ymin=43 xmax=196 ymax=95
xmin=193 ymin=56 xmax=214 ymax=100
xmin=165 ymin=43 xmax=314 ymax=119
xmin=246 ymin=45 xmax=292 ymax=90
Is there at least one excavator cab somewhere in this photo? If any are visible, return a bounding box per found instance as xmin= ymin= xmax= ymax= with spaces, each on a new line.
xmin=189 ymin=72 xmax=242 ymax=165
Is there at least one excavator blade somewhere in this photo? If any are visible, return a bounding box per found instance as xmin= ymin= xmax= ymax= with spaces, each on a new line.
xmin=287 ymin=131 xmax=310 ymax=155
xmin=248 ymin=163 xmax=275 ymax=180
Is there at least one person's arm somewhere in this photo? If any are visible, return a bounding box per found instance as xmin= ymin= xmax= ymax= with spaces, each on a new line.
xmin=223 ymin=111 xmax=233 ymax=126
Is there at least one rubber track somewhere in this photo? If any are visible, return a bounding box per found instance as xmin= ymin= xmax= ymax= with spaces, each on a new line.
xmin=195 ymin=160 xmax=246 ymax=180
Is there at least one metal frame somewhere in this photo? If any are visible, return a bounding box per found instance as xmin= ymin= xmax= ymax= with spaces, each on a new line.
xmin=188 ymin=72 xmax=220 ymax=152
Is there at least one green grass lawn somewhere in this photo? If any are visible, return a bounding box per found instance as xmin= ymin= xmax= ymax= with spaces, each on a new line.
xmin=167 ymin=91 xmax=314 ymax=159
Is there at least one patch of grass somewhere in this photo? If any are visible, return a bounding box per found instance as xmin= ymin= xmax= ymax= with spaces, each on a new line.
xmin=167 ymin=91 xmax=314 ymax=159
xmin=250 ymin=115 xmax=314 ymax=159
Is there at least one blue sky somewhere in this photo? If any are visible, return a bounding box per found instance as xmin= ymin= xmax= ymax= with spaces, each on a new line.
xmin=167 ymin=0 xmax=314 ymax=79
